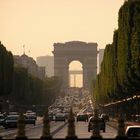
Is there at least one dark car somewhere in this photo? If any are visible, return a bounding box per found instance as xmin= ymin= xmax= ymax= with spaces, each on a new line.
xmin=88 ymin=116 xmax=106 ymax=132
xmin=4 ymin=114 xmax=19 ymax=129
xmin=25 ymin=114 xmax=36 ymax=125
xmin=77 ymin=114 xmax=88 ymax=122
xmin=49 ymin=114 xmax=54 ymax=121
xmin=100 ymin=114 xmax=109 ymax=121
xmin=0 ymin=114 xmax=6 ymax=127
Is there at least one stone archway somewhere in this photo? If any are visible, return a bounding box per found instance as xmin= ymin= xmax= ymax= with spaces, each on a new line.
xmin=52 ymin=41 xmax=97 ymax=90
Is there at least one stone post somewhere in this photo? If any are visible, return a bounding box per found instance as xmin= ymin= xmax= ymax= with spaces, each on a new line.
xmin=116 ymin=114 xmax=127 ymax=139
xmin=91 ymin=108 xmax=102 ymax=139
xmin=16 ymin=113 xmax=27 ymax=140
xmin=41 ymin=109 xmax=52 ymax=140
xmin=66 ymin=108 xmax=77 ymax=140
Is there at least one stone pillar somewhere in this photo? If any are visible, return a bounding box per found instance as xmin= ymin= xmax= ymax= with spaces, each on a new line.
xmin=116 ymin=114 xmax=127 ymax=139
xmin=63 ymin=66 xmax=69 ymax=88
xmin=54 ymin=56 xmax=69 ymax=89
xmin=16 ymin=113 xmax=27 ymax=140
xmin=83 ymin=66 xmax=97 ymax=90
xmin=83 ymin=56 xmax=97 ymax=90
xmin=66 ymin=108 xmax=77 ymax=139
xmin=91 ymin=108 xmax=102 ymax=139
xmin=83 ymin=67 xmax=88 ymax=89
xmin=41 ymin=109 xmax=52 ymax=140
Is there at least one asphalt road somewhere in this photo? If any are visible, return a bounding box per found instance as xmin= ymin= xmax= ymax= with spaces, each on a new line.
xmin=0 ymin=118 xmax=117 ymax=139
xmin=53 ymin=121 xmax=117 ymax=139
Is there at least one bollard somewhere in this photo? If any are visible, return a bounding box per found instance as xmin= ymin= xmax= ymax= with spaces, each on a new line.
xmin=16 ymin=113 xmax=27 ymax=140
xmin=66 ymin=108 xmax=77 ymax=140
xmin=41 ymin=109 xmax=52 ymax=140
xmin=91 ymin=108 xmax=102 ymax=139
xmin=116 ymin=114 xmax=127 ymax=139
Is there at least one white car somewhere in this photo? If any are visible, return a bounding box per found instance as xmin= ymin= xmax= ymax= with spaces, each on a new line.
xmin=125 ymin=125 xmax=140 ymax=138
xmin=55 ymin=113 xmax=65 ymax=121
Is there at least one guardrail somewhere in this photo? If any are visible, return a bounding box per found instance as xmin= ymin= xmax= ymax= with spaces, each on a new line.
xmin=0 ymin=108 xmax=137 ymax=140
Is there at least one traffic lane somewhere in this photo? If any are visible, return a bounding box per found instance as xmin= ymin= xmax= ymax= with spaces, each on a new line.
xmin=26 ymin=121 xmax=66 ymax=138
xmin=0 ymin=117 xmax=43 ymax=137
xmin=0 ymin=116 xmax=42 ymax=132
xmin=53 ymin=121 xmax=117 ymax=138
xmin=53 ymin=122 xmax=67 ymax=138
xmin=2 ymin=121 xmax=66 ymax=139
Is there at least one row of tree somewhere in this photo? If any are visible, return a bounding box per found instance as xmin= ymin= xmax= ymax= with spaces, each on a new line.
xmin=0 ymin=42 xmax=63 ymax=108
xmin=12 ymin=67 xmax=43 ymax=105
xmin=0 ymin=42 xmax=13 ymax=96
xmin=93 ymin=0 xmax=140 ymax=105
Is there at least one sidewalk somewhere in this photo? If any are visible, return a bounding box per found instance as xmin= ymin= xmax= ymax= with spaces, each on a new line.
xmin=106 ymin=118 xmax=140 ymax=130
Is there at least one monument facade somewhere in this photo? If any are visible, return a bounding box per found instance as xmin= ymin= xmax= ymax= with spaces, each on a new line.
xmin=52 ymin=41 xmax=97 ymax=90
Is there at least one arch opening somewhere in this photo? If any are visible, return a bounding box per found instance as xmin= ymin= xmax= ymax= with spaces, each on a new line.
xmin=69 ymin=60 xmax=83 ymax=88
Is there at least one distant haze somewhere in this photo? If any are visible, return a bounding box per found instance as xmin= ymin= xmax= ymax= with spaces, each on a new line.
xmin=36 ymin=55 xmax=54 ymax=77
xmin=0 ymin=0 xmax=124 ymax=59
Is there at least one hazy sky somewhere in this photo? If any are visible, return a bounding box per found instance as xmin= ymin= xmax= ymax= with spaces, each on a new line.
xmin=0 ymin=0 xmax=124 ymax=60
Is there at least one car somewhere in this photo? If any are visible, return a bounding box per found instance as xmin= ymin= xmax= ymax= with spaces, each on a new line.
xmin=0 ymin=114 xmax=6 ymax=127
xmin=4 ymin=114 xmax=19 ymax=129
xmin=49 ymin=114 xmax=54 ymax=121
xmin=125 ymin=126 xmax=140 ymax=138
xmin=8 ymin=112 xmax=19 ymax=115
xmin=76 ymin=113 xmax=88 ymax=122
xmin=25 ymin=114 xmax=36 ymax=125
xmin=26 ymin=110 xmax=37 ymax=120
xmin=100 ymin=114 xmax=109 ymax=121
xmin=88 ymin=116 xmax=106 ymax=132
xmin=55 ymin=113 xmax=65 ymax=121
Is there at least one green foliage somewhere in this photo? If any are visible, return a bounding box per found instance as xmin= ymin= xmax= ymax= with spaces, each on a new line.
xmin=0 ymin=42 xmax=14 ymax=96
xmin=43 ymin=76 xmax=63 ymax=105
xmin=93 ymin=0 xmax=140 ymax=104
xmin=12 ymin=67 xmax=28 ymax=103
xmin=12 ymin=66 xmax=43 ymax=105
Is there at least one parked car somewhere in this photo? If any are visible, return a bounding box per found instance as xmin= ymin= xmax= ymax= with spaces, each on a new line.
xmin=125 ymin=126 xmax=140 ymax=138
xmin=55 ymin=113 xmax=65 ymax=121
xmin=8 ymin=112 xmax=19 ymax=115
xmin=4 ymin=114 xmax=19 ymax=129
xmin=49 ymin=114 xmax=54 ymax=121
xmin=26 ymin=110 xmax=37 ymax=120
xmin=0 ymin=114 xmax=6 ymax=127
xmin=25 ymin=114 xmax=36 ymax=125
xmin=88 ymin=116 xmax=106 ymax=132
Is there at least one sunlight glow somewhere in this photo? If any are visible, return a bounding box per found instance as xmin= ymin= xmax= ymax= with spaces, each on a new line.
xmin=69 ymin=61 xmax=83 ymax=87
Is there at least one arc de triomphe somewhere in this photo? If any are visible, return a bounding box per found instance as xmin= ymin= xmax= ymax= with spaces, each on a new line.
xmin=52 ymin=41 xmax=97 ymax=90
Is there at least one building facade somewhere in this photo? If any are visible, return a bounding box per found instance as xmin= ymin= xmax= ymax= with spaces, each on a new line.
xmin=36 ymin=55 xmax=54 ymax=77
xmin=14 ymin=54 xmax=45 ymax=80
xmin=53 ymin=41 xmax=97 ymax=90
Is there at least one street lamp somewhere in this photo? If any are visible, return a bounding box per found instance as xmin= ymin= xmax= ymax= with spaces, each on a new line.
xmin=32 ymin=105 xmax=36 ymax=112
xmin=6 ymin=100 xmax=9 ymax=114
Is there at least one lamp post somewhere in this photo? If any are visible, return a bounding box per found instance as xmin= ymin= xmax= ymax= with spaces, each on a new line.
xmin=32 ymin=105 xmax=36 ymax=112
xmin=6 ymin=100 xmax=9 ymax=114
